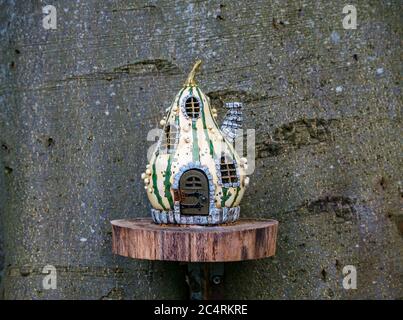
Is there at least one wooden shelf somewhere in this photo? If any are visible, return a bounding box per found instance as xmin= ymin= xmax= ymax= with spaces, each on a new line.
xmin=111 ymin=218 xmax=278 ymax=262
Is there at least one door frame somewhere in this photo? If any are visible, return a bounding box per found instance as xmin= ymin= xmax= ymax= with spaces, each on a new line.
xmin=178 ymin=169 xmax=209 ymax=215
xmin=172 ymin=163 xmax=216 ymax=218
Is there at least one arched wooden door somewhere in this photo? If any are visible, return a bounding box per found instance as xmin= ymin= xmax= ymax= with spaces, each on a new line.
xmin=179 ymin=169 xmax=209 ymax=215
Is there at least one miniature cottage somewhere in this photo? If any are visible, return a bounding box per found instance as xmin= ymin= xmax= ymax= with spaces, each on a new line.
xmin=141 ymin=60 xmax=250 ymax=225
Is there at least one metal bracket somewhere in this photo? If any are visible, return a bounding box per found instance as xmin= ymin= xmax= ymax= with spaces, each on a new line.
xmin=185 ymin=263 xmax=225 ymax=300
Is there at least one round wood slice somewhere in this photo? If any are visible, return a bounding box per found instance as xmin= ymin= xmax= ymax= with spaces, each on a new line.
xmin=111 ymin=218 xmax=278 ymax=262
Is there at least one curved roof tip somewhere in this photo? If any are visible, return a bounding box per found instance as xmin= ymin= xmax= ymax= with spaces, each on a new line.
xmin=184 ymin=59 xmax=202 ymax=87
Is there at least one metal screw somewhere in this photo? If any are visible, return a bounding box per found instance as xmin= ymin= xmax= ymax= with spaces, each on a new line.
xmin=212 ymin=275 xmax=221 ymax=285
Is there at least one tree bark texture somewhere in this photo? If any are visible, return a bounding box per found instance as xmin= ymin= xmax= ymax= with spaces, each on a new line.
xmin=0 ymin=0 xmax=402 ymax=299
xmin=111 ymin=218 xmax=278 ymax=262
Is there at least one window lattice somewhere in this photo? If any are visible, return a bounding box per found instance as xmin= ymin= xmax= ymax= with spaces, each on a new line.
xmin=161 ymin=125 xmax=178 ymax=153
xmin=185 ymin=97 xmax=200 ymax=119
xmin=220 ymin=155 xmax=238 ymax=184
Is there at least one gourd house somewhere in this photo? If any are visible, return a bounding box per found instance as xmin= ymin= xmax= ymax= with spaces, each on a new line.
xmin=141 ymin=60 xmax=250 ymax=225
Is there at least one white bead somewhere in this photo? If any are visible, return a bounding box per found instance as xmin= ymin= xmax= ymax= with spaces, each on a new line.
xmin=141 ymin=173 xmax=146 ymax=179
xmin=148 ymin=187 xmax=153 ymax=193
xmin=145 ymin=169 xmax=151 ymax=175
xmin=160 ymin=119 xmax=166 ymax=126
xmin=244 ymin=176 xmax=250 ymax=186
xmin=144 ymin=178 xmax=150 ymax=184
xmin=144 ymin=185 xmax=148 ymax=190
xmin=185 ymin=137 xmax=191 ymax=143
xmin=240 ymin=157 xmax=248 ymax=165
xmin=146 ymin=164 xmax=151 ymax=169
xmin=212 ymin=108 xmax=217 ymax=113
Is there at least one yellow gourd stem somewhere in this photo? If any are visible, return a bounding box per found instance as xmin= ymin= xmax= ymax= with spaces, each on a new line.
xmin=184 ymin=60 xmax=202 ymax=86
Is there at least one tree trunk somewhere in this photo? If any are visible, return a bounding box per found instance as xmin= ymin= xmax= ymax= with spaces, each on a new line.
xmin=0 ymin=0 xmax=402 ymax=299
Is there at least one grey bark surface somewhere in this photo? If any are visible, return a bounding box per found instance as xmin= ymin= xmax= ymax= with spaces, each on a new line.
xmin=0 ymin=0 xmax=402 ymax=299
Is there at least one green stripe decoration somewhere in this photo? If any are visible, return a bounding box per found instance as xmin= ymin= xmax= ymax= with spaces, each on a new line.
xmin=152 ymin=162 xmax=167 ymax=210
xmin=221 ymin=187 xmax=232 ymax=208
xmin=230 ymin=186 xmax=240 ymax=207
xmin=164 ymin=156 xmax=174 ymax=209
xmin=192 ymin=121 xmax=199 ymax=162
xmin=196 ymin=87 xmax=215 ymax=157
xmin=188 ymin=86 xmax=200 ymax=162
